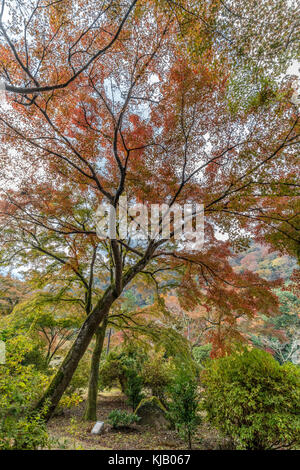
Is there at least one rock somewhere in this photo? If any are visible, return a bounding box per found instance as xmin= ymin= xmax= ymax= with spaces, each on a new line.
xmin=135 ymin=396 xmax=169 ymax=429
xmin=91 ymin=421 xmax=105 ymax=435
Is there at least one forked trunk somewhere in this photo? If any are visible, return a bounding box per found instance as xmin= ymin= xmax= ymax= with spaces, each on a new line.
xmin=35 ymin=287 xmax=116 ymax=421
xmin=35 ymin=250 xmax=154 ymax=421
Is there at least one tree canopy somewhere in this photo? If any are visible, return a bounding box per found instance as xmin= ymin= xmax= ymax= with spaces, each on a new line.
xmin=0 ymin=0 xmax=299 ymax=419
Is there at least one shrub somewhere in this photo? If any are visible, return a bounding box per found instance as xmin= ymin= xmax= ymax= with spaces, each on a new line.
xmin=0 ymin=412 xmax=49 ymax=450
xmin=0 ymin=325 xmax=47 ymax=372
xmin=99 ymin=345 xmax=146 ymax=393
xmin=0 ymin=335 xmax=50 ymax=449
xmin=202 ymin=348 xmax=300 ymax=450
xmin=59 ymin=392 xmax=83 ymax=409
xmin=124 ymin=368 xmax=144 ymax=411
xmin=141 ymin=352 xmax=173 ymax=403
xmin=108 ymin=410 xmax=140 ymax=429
xmin=99 ymin=345 xmax=145 ymax=409
xmin=192 ymin=344 xmax=212 ymax=367
xmin=167 ymin=368 xmax=200 ymax=449
xmin=98 ymin=352 xmax=124 ymax=390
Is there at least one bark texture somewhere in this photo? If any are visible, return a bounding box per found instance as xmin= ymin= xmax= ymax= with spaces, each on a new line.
xmin=84 ymin=318 xmax=108 ymax=421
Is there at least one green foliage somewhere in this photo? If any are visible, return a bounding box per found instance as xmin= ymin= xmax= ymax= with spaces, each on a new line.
xmin=0 ymin=335 xmax=50 ymax=449
xmin=99 ymin=344 xmax=145 ymax=409
xmin=59 ymin=392 xmax=83 ymax=410
xmin=99 ymin=343 xmax=197 ymax=415
xmin=0 ymin=323 xmax=47 ymax=371
xmin=202 ymin=349 xmax=300 ymax=450
xmin=21 ymin=340 xmax=48 ymax=371
xmin=98 ymin=351 xmax=125 ymax=390
xmin=0 ymin=409 xmax=49 ymax=450
xmin=119 ymin=344 xmax=146 ymax=410
xmin=141 ymin=352 xmax=173 ymax=402
xmin=124 ymin=368 xmax=144 ymax=411
xmin=108 ymin=409 xmax=140 ymax=429
xmin=6 ymin=294 xmax=82 ymax=366
xmin=99 ymin=343 xmax=146 ymax=392
xmin=251 ymin=289 xmax=300 ymax=364
xmin=226 ymin=68 xmax=278 ymax=114
xmin=192 ymin=344 xmax=212 ymax=367
xmin=167 ymin=368 xmax=200 ymax=449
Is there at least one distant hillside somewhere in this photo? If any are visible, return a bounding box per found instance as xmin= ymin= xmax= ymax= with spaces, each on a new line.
xmin=231 ymin=244 xmax=298 ymax=281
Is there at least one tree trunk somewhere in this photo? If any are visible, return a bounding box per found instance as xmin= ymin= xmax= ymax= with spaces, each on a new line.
xmin=35 ymin=287 xmax=117 ymax=421
xmin=106 ymin=327 xmax=112 ymax=354
xmin=35 ymin=248 xmax=155 ymax=421
xmin=188 ymin=429 xmax=192 ymax=450
xmin=84 ymin=318 xmax=108 ymax=421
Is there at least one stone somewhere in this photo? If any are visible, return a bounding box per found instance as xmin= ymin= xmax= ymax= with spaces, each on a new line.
xmin=91 ymin=421 xmax=105 ymax=435
xmin=135 ymin=396 xmax=169 ymax=429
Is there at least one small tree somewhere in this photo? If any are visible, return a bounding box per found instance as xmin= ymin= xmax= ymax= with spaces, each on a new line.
xmin=124 ymin=368 xmax=144 ymax=411
xmin=167 ymin=368 xmax=200 ymax=449
xmin=202 ymin=348 xmax=300 ymax=450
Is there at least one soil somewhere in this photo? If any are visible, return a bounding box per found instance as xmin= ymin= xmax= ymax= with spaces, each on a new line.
xmin=47 ymin=389 xmax=231 ymax=450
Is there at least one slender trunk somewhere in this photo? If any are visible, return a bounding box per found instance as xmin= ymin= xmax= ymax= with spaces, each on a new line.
xmin=188 ymin=429 xmax=192 ymax=450
xmin=106 ymin=327 xmax=112 ymax=354
xmin=35 ymin=287 xmax=117 ymax=421
xmin=84 ymin=318 xmax=108 ymax=421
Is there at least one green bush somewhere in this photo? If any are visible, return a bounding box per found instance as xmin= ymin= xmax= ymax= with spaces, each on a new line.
xmin=124 ymin=368 xmax=144 ymax=411
xmin=202 ymin=348 xmax=300 ymax=450
xmin=98 ymin=352 xmax=124 ymax=390
xmin=167 ymin=368 xmax=200 ymax=449
xmin=0 ymin=335 xmax=50 ymax=449
xmin=21 ymin=340 xmax=48 ymax=371
xmin=0 ymin=326 xmax=47 ymax=372
xmin=0 ymin=412 xmax=49 ymax=450
xmin=99 ymin=345 xmax=146 ymax=409
xmin=108 ymin=409 xmax=140 ymax=429
xmin=141 ymin=352 xmax=173 ymax=403
xmin=99 ymin=345 xmax=146 ymax=393
xmin=192 ymin=344 xmax=212 ymax=367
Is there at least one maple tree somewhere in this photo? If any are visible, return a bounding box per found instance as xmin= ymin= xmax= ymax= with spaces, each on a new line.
xmin=164 ymin=270 xmax=281 ymax=359
xmin=0 ymin=205 xmax=176 ymax=420
xmin=0 ymin=0 xmax=299 ymax=420
xmin=0 ymin=0 xmax=138 ymax=96
xmin=5 ymin=293 xmax=84 ymax=366
xmin=0 ymin=273 xmax=27 ymax=315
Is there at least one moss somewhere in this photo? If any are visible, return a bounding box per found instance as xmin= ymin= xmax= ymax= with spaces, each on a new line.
xmin=135 ymin=396 xmax=167 ymax=415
